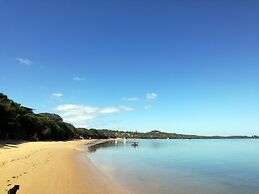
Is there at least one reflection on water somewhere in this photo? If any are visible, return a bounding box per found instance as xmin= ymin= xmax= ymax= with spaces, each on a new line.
xmin=88 ymin=140 xmax=139 ymax=153
xmin=87 ymin=139 xmax=259 ymax=194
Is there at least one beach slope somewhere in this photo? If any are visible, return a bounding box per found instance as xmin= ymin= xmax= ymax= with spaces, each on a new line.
xmin=0 ymin=140 xmax=129 ymax=194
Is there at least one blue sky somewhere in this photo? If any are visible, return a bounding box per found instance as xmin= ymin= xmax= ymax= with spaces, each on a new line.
xmin=1 ymin=0 xmax=259 ymax=135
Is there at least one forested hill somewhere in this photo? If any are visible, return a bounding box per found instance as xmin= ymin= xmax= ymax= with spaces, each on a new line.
xmin=0 ymin=93 xmax=75 ymax=140
xmin=86 ymin=129 xmax=258 ymax=139
xmin=0 ymin=93 xmax=258 ymax=140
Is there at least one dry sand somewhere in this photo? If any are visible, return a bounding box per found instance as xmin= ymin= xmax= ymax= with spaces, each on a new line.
xmin=0 ymin=140 xmax=130 ymax=194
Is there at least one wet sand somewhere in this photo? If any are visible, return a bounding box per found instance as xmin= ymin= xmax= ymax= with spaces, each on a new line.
xmin=0 ymin=139 xmax=130 ymax=194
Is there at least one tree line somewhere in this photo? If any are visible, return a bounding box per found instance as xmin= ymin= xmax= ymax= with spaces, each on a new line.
xmin=0 ymin=93 xmax=121 ymax=140
xmin=1 ymin=93 xmax=258 ymax=140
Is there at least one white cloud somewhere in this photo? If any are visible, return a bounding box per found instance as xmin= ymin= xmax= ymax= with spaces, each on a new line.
xmin=52 ymin=93 xmax=63 ymax=97
xmin=99 ymin=107 xmax=120 ymax=114
xmin=55 ymin=104 xmax=134 ymax=127
xmin=56 ymin=104 xmax=98 ymax=127
xmin=73 ymin=76 xmax=85 ymax=81
xmin=121 ymin=97 xmax=139 ymax=102
xmin=119 ymin=106 xmax=134 ymax=111
xmin=17 ymin=58 xmax=32 ymax=66
xmin=146 ymin=92 xmax=158 ymax=100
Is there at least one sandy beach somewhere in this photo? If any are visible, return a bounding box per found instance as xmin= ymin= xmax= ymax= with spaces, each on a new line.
xmin=0 ymin=140 xmax=130 ymax=194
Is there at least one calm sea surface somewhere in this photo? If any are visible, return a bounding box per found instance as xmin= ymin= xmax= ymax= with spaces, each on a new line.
xmin=87 ymin=139 xmax=259 ymax=194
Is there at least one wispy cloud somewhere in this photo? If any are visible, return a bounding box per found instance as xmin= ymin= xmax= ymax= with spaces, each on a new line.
xmin=73 ymin=76 xmax=85 ymax=81
xmin=121 ymin=97 xmax=139 ymax=102
xmin=51 ymin=93 xmax=63 ymax=97
xmin=146 ymin=92 xmax=158 ymax=100
xmin=99 ymin=107 xmax=120 ymax=114
xmin=17 ymin=58 xmax=32 ymax=66
xmin=119 ymin=106 xmax=135 ymax=111
xmin=56 ymin=104 xmax=134 ymax=127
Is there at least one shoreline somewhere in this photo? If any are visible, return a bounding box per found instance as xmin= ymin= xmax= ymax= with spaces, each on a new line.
xmin=0 ymin=139 xmax=130 ymax=194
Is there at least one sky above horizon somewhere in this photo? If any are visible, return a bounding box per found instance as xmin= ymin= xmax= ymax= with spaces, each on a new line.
xmin=1 ymin=0 xmax=259 ymax=135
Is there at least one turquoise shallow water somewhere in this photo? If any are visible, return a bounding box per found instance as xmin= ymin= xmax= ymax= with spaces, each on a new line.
xmin=87 ymin=139 xmax=259 ymax=194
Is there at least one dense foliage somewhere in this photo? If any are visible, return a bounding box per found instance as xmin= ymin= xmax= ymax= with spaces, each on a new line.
xmin=0 ymin=93 xmax=258 ymax=140
xmin=0 ymin=93 xmax=75 ymax=140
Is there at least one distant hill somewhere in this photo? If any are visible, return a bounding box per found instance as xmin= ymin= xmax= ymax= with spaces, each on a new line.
xmin=89 ymin=129 xmax=258 ymax=139
xmin=0 ymin=92 xmax=258 ymax=140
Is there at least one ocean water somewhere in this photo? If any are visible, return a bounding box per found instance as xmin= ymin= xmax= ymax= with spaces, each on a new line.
xmin=87 ymin=139 xmax=259 ymax=194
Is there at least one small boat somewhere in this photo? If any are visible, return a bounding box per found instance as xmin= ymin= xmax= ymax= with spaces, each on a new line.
xmin=132 ymin=140 xmax=138 ymax=147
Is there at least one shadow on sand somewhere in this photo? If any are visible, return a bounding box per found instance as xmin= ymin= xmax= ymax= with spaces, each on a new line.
xmin=0 ymin=140 xmax=26 ymax=149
